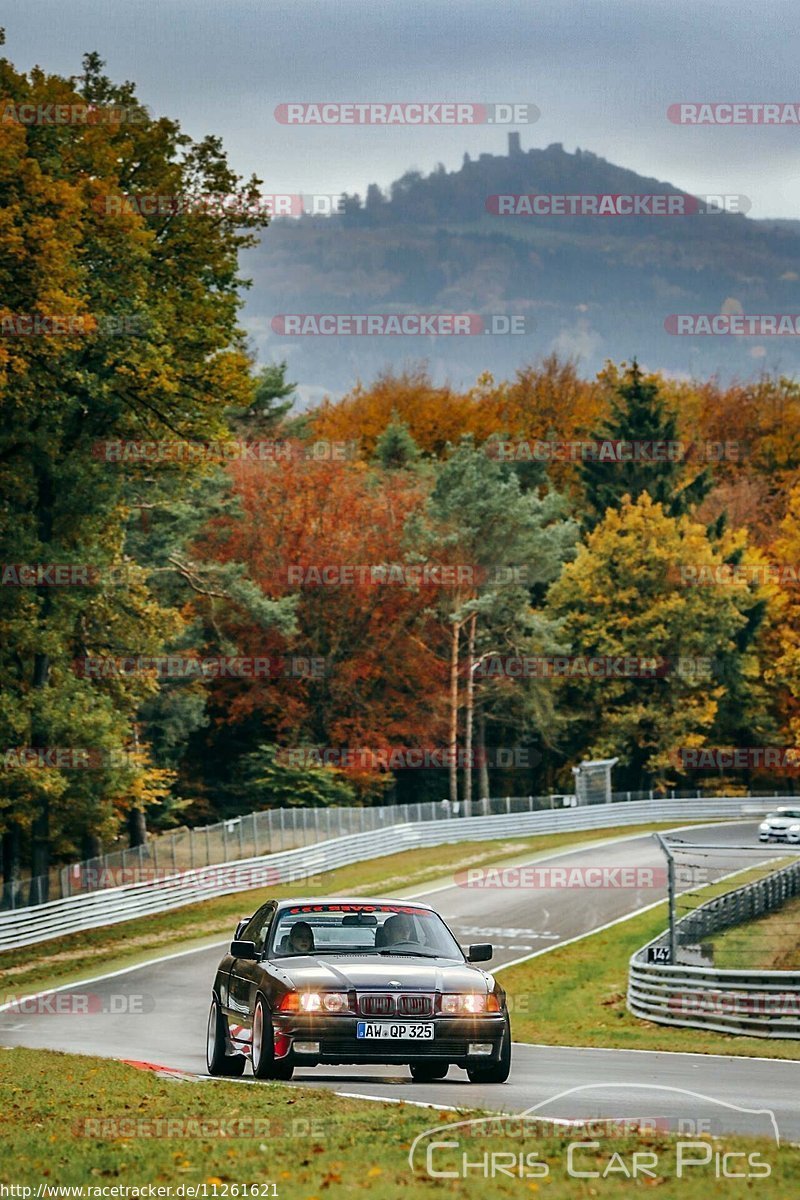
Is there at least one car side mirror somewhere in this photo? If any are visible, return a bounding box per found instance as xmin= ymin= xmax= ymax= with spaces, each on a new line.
xmin=230 ymin=939 xmax=258 ymax=960
xmin=467 ymin=943 xmax=493 ymax=962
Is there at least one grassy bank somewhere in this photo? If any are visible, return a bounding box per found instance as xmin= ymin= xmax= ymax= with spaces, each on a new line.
xmin=500 ymin=892 xmax=800 ymax=1059
xmin=0 ymin=1048 xmax=796 ymax=1198
xmin=711 ymin=893 xmax=800 ymax=970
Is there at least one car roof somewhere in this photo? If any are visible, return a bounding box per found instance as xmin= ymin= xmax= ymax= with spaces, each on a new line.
xmin=274 ymin=896 xmax=435 ymax=912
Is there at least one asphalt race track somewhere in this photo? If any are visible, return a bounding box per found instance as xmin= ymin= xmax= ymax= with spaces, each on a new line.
xmin=2 ymin=820 xmax=799 ymax=1140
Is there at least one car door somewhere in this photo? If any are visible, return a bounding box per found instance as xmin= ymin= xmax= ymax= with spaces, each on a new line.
xmin=227 ymin=901 xmax=276 ymax=1027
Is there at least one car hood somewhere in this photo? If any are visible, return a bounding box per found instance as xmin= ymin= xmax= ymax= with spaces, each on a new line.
xmin=272 ymin=955 xmax=490 ymax=992
xmin=765 ymin=817 xmax=794 ymax=827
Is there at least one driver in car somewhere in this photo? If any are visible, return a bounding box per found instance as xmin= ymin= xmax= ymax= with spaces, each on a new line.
xmin=287 ymin=921 xmax=315 ymax=954
xmin=379 ymin=913 xmax=414 ymax=946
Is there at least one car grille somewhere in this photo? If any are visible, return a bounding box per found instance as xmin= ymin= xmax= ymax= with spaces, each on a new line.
xmin=358 ymin=992 xmax=434 ymax=1017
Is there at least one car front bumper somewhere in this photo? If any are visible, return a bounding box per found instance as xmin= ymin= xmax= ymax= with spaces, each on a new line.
xmin=270 ymin=1013 xmax=508 ymax=1066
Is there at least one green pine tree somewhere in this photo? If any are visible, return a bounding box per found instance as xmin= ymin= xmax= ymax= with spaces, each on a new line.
xmin=580 ymin=361 xmax=711 ymax=531
xmin=227 ymin=362 xmax=296 ymax=435
xmin=373 ymin=411 xmax=421 ymax=470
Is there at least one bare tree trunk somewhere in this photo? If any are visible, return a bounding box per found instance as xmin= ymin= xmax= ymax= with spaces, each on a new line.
xmin=477 ymin=711 xmax=490 ymax=803
xmin=82 ymin=832 xmax=102 ymax=860
xmin=28 ymin=651 xmax=53 ymax=904
xmin=128 ymin=807 xmax=147 ymax=848
xmin=463 ymin=613 xmax=477 ymax=814
xmin=29 ymin=461 xmax=54 ymax=904
xmin=448 ymin=620 xmax=460 ymax=805
xmin=128 ymin=723 xmax=147 ymax=847
xmin=2 ymin=824 xmax=20 ymax=909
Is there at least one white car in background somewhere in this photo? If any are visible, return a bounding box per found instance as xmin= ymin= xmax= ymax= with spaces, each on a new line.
xmin=758 ymin=807 xmax=800 ymax=843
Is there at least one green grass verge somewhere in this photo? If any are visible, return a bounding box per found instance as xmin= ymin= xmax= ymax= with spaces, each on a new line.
xmin=711 ymin=893 xmax=800 ymax=970
xmin=1 ymin=1048 xmax=796 ymax=1197
xmin=1 ymin=821 xmax=712 ymax=1000
xmin=500 ymin=891 xmax=800 ymax=1059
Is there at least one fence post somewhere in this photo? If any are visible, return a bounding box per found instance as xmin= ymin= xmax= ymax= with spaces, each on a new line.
xmin=190 ymin=827 xmax=195 ymax=870
xmin=253 ymin=813 xmax=260 ymax=858
xmin=655 ymin=834 xmax=677 ymax=965
xmin=222 ymin=821 xmax=228 ymax=862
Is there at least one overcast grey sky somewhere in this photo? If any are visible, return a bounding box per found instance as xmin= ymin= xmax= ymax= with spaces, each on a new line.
xmin=4 ymin=0 xmax=799 ymax=218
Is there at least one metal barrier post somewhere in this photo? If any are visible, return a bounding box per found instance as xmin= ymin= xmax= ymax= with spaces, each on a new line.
xmin=655 ymin=833 xmax=676 ymax=964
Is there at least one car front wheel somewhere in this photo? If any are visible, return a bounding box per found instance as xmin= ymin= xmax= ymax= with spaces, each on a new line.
xmin=466 ymin=1020 xmax=511 ymax=1084
xmin=206 ymin=996 xmax=246 ymax=1077
xmin=252 ymin=994 xmax=294 ymax=1080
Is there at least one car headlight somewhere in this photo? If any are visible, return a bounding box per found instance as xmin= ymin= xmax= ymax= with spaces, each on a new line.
xmin=789 ymin=823 xmax=800 ymax=834
xmin=759 ymin=822 xmax=770 ymax=831
xmin=278 ymin=991 xmax=351 ymax=1013
xmin=439 ymin=993 xmax=501 ymax=1015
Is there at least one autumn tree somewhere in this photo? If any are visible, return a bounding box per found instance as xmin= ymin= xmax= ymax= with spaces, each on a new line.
xmin=194 ymin=456 xmax=449 ymax=806
xmin=546 ymin=492 xmax=771 ymax=788
xmin=407 ymin=438 xmax=576 ymax=805
xmin=0 ymin=43 xmax=275 ymax=896
xmin=309 ymin=367 xmax=494 ymax=459
xmin=763 ymin=484 xmax=800 ymax=756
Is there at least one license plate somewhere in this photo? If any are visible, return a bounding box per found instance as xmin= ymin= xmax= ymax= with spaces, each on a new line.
xmin=356 ymin=1021 xmax=434 ymax=1040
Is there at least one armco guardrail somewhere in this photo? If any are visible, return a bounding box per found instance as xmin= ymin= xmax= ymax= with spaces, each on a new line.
xmin=0 ymin=795 xmax=754 ymax=951
xmin=8 ymin=786 xmax=790 ymax=910
xmin=628 ymin=860 xmax=800 ymax=1038
xmin=9 ymin=786 xmax=737 ymax=909
xmin=9 ymin=793 xmax=569 ymax=909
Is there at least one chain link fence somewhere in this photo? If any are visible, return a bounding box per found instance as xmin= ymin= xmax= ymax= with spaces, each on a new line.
xmin=3 ymin=786 xmax=786 ymax=911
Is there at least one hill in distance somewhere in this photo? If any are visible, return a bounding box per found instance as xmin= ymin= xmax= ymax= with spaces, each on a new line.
xmin=241 ymin=135 xmax=800 ymax=398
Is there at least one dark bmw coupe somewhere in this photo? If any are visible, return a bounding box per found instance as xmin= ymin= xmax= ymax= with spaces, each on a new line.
xmin=206 ymin=897 xmax=511 ymax=1083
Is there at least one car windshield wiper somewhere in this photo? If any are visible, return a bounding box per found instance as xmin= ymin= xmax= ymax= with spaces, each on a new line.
xmin=273 ymin=949 xmax=342 ymax=956
xmin=377 ymin=949 xmax=441 ymax=958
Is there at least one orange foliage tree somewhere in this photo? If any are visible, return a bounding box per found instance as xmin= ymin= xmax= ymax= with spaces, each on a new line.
xmin=195 ymin=457 xmax=452 ymax=798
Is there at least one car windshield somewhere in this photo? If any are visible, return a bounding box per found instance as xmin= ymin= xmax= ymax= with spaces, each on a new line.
xmin=268 ymin=903 xmax=463 ymax=959
xmin=769 ymin=810 xmax=800 ymax=819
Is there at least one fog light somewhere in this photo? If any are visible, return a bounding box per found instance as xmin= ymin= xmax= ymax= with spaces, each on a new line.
xmin=468 ymin=1042 xmax=494 ymax=1056
xmin=293 ymin=1041 xmax=319 ymax=1054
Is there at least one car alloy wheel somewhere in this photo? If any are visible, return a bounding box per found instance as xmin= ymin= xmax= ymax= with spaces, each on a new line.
xmin=251 ymin=994 xmax=294 ymax=1079
xmin=466 ymin=1017 xmax=511 ymax=1084
xmin=206 ymin=996 xmax=246 ymax=1077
